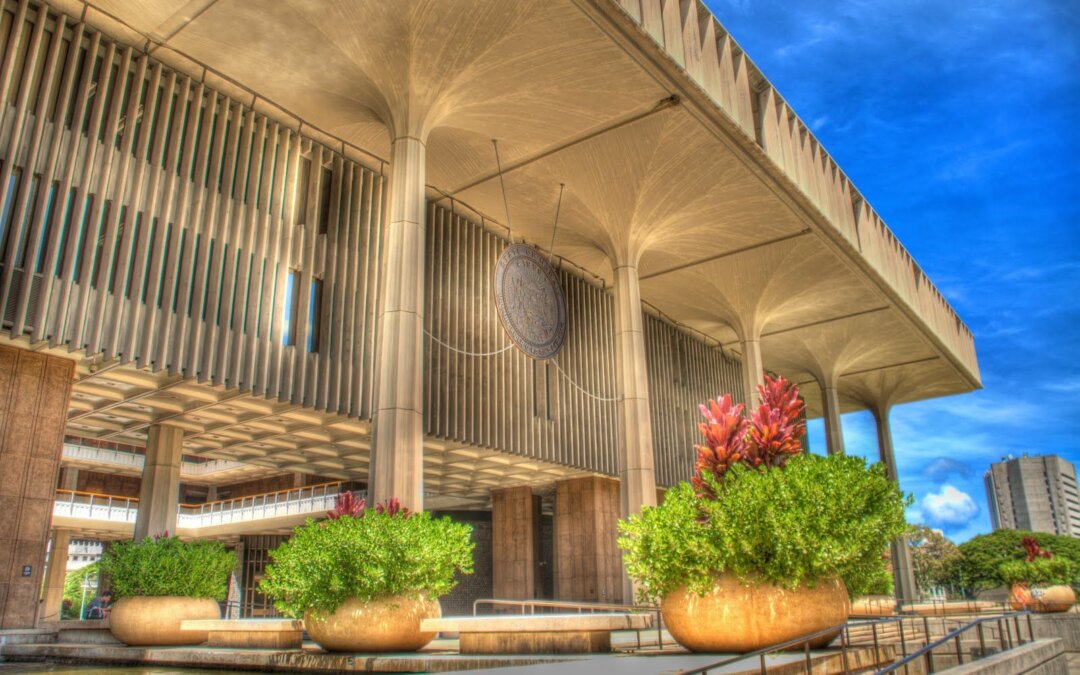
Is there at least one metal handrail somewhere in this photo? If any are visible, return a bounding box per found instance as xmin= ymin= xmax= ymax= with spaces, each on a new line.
xmin=878 ymin=611 xmax=1034 ymax=674
xmin=63 ymin=442 xmax=252 ymax=475
xmin=473 ymin=598 xmax=665 ymax=650
xmin=54 ymin=485 xmax=356 ymax=529
xmin=53 ymin=489 xmax=140 ymax=524
xmin=677 ymin=616 xmax=905 ymax=675
xmin=178 ymin=481 xmax=345 ymax=512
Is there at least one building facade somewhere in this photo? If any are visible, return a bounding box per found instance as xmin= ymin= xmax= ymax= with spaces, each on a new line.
xmin=0 ymin=0 xmax=981 ymax=627
xmin=985 ymin=455 xmax=1080 ymax=537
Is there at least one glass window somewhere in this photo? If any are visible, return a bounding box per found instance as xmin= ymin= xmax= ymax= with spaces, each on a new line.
xmin=317 ymin=166 xmax=332 ymax=234
xmin=282 ymin=270 xmax=299 ymax=346
xmin=296 ymin=158 xmax=311 ymax=225
xmin=308 ymin=278 xmax=322 ymax=353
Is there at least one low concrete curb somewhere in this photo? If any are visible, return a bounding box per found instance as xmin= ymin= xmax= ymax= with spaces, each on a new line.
xmin=939 ymin=638 xmax=1066 ymax=675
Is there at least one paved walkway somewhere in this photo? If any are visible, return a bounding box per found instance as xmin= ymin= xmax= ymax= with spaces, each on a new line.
xmin=451 ymin=652 xmax=820 ymax=674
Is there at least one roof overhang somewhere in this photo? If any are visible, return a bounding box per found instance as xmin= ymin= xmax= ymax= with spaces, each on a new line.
xmin=50 ymin=0 xmax=979 ymax=415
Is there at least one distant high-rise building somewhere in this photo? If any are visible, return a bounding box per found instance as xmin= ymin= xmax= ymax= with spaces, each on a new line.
xmin=984 ymin=455 xmax=1080 ymax=537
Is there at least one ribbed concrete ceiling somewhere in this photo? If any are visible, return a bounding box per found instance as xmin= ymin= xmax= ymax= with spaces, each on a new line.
xmin=51 ymin=351 xmax=590 ymax=503
xmin=70 ymin=0 xmax=974 ymax=411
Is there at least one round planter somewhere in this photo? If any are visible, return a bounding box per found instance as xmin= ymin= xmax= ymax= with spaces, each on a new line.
xmin=1010 ymin=583 xmax=1076 ymax=613
xmin=305 ymin=593 xmax=440 ymax=652
xmin=662 ymin=575 xmax=850 ymax=653
xmin=109 ymin=596 xmax=220 ymax=646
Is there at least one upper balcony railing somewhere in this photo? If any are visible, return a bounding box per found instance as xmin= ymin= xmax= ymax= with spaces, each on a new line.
xmin=610 ymin=0 xmax=978 ymax=381
xmin=62 ymin=443 xmax=250 ymax=477
xmin=53 ymin=483 xmax=354 ymax=532
xmin=176 ymin=482 xmax=348 ymax=528
xmin=54 ymin=489 xmax=139 ymax=524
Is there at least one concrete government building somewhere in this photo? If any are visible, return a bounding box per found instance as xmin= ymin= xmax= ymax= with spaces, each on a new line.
xmin=985 ymin=455 xmax=1080 ymax=537
xmin=0 ymin=0 xmax=980 ymax=627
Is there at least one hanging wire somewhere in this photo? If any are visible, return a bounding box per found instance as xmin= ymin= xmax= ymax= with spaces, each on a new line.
xmin=492 ymin=139 xmax=515 ymax=244
xmin=423 ymin=328 xmax=515 ymax=357
xmin=547 ymin=183 xmax=565 ymax=262
xmin=551 ymin=356 xmax=622 ymax=403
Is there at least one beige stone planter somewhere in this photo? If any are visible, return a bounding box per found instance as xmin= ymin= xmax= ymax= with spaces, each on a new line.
xmin=1009 ymin=583 xmax=1076 ymax=613
xmin=305 ymin=593 xmax=440 ymax=652
xmin=662 ymin=575 xmax=850 ymax=653
xmin=109 ymin=596 xmax=220 ymax=646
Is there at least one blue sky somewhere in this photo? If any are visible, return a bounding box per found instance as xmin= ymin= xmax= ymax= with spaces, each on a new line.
xmin=703 ymin=0 xmax=1080 ymax=541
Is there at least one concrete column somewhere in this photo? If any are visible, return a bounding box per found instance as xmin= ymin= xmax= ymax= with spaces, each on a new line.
xmin=133 ymin=425 xmax=183 ymax=541
xmin=820 ymin=381 xmax=845 ymax=455
xmin=292 ymin=473 xmax=306 ymax=488
xmin=739 ymin=334 xmax=764 ymax=409
xmin=872 ymin=404 xmax=917 ymax=603
xmin=39 ymin=529 xmax=71 ymax=623
xmin=0 ymin=345 xmax=75 ymax=629
xmin=370 ymin=135 xmax=426 ymax=512
xmin=492 ymin=486 xmax=541 ymax=600
xmin=96 ymin=542 xmax=111 ymax=596
xmin=59 ymin=467 xmax=79 ymax=491
xmin=206 ymin=485 xmax=218 ymax=502
xmin=553 ymin=476 xmax=622 ymax=604
xmin=612 ymin=264 xmax=657 ymax=602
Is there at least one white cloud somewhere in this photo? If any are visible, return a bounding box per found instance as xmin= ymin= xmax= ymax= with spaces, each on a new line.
xmin=921 ymin=485 xmax=979 ymax=527
xmin=1042 ymin=380 xmax=1080 ymax=393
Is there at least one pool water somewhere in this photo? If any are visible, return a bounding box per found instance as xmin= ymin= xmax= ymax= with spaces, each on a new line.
xmin=0 ymin=666 xmax=252 ymax=674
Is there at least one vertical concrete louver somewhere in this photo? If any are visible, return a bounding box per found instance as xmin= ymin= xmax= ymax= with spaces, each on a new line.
xmin=1 ymin=1 xmax=751 ymax=483
xmin=423 ymin=203 xmax=743 ymax=483
xmin=0 ymin=1 xmax=385 ymax=418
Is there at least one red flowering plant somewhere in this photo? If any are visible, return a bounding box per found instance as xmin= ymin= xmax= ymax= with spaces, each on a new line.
xmin=619 ymin=373 xmax=908 ymax=605
xmin=1000 ymin=538 xmax=1076 ymax=589
xmin=1022 ymin=536 xmax=1052 ymax=562
xmin=327 ymin=490 xmax=366 ymax=519
xmin=321 ymin=492 xmax=411 ymax=527
xmin=691 ymin=374 xmax=806 ymax=497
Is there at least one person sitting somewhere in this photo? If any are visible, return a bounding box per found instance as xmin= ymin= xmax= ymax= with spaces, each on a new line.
xmin=83 ymin=591 xmax=112 ymax=619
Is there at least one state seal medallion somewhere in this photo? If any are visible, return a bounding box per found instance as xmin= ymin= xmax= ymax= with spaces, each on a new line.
xmin=493 ymin=244 xmax=567 ymax=360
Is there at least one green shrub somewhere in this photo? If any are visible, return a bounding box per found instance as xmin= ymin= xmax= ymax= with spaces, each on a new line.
xmin=999 ymin=557 xmax=1077 ymax=586
xmin=62 ymin=561 xmax=100 ymax=618
xmin=619 ymin=453 xmax=909 ymax=604
xmin=260 ymin=510 xmax=474 ymax=618
xmin=101 ymin=537 xmax=236 ymax=600
xmin=957 ymin=530 xmax=1080 ymax=592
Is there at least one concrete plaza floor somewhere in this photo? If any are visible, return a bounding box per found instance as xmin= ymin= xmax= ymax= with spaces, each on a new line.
xmin=0 ymin=631 xmax=895 ymax=674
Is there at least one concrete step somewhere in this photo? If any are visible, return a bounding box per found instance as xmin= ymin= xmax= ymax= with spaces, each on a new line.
xmin=53 ymin=621 xmax=120 ymax=646
xmin=0 ymin=629 xmax=55 ymax=648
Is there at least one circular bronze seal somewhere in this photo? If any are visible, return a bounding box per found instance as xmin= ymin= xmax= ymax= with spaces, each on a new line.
xmin=493 ymin=244 xmax=567 ymax=360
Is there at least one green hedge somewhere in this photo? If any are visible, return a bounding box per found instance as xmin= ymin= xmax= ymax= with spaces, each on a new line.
xmin=100 ymin=537 xmax=236 ymax=600
xmin=957 ymin=530 xmax=1080 ymax=592
xmin=260 ymin=510 xmax=474 ymax=618
xmin=1000 ymin=557 xmax=1077 ymax=586
xmin=619 ymin=453 xmax=909 ymax=604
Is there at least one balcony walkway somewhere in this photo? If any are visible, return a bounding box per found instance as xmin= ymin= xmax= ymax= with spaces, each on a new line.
xmin=51 ymin=482 xmax=347 ymax=540
xmin=62 ymin=443 xmax=261 ymax=480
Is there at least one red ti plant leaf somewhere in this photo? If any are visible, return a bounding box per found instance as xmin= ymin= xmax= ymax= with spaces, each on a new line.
xmin=1021 ymin=536 xmax=1052 ymax=562
xmin=691 ymin=394 xmax=750 ymax=498
xmin=749 ymin=374 xmax=807 ymax=469
xmin=327 ymin=490 xmax=366 ymax=520
xmin=691 ymin=374 xmax=807 ymax=498
xmin=374 ymin=497 xmax=412 ymax=518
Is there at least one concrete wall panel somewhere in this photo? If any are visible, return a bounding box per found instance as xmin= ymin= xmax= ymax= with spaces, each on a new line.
xmin=0 ymin=343 xmax=74 ymax=628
